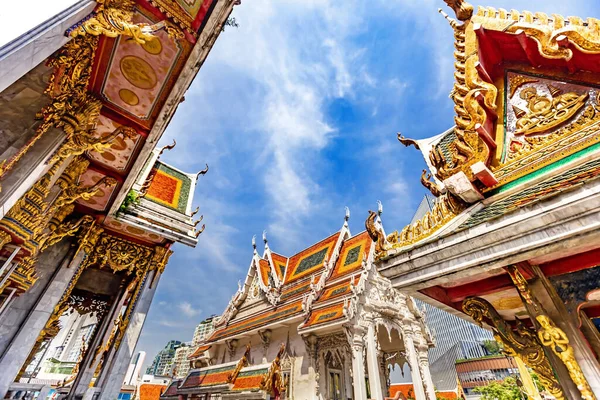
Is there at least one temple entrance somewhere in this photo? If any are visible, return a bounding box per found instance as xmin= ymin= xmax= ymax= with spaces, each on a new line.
xmin=6 ymin=265 xmax=137 ymax=399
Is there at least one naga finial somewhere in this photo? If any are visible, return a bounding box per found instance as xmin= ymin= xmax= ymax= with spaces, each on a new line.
xmin=420 ymin=170 xmax=443 ymax=197
xmin=190 ymin=206 xmax=200 ymax=217
xmin=262 ymin=230 xmax=268 ymax=244
xmin=252 ymin=235 xmax=256 ymax=250
xmin=377 ymin=200 xmax=383 ymax=216
xmin=196 ymin=164 xmax=209 ymax=181
xmin=397 ymin=133 xmax=420 ymax=150
xmin=158 ymin=139 xmax=176 ymax=157
xmin=442 ymin=0 xmax=473 ymax=21
xmin=345 ymin=206 xmax=350 ymax=222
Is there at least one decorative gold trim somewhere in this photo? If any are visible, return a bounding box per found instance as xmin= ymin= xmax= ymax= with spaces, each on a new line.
xmin=463 ymin=296 xmax=565 ymax=399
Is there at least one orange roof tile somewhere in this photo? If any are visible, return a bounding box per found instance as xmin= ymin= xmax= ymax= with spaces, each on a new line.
xmin=180 ymin=364 xmax=236 ymax=389
xmin=258 ymin=259 xmax=271 ymax=287
xmin=141 ymin=384 xmax=168 ymax=400
xmin=316 ymin=276 xmax=360 ymax=303
xmin=231 ymin=367 xmax=269 ymax=391
xmin=160 ymin=381 xmax=180 ymax=398
xmin=207 ymin=300 xmax=303 ymax=342
xmin=302 ymin=302 xmax=346 ymax=328
xmin=284 ymin=233 xmax=339 ymax=284
xmin=330 ymin=231 xmax=371 ymax=280
xmin=188 ymin=345 xmax=211 ymax=360
xmin=271 ymin=253 xmax=288 ymax=281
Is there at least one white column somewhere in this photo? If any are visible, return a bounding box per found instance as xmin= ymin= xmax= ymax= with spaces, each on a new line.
xmin=350 ymin=331 xmax=367 ymax=400
xmin=417 ymin=347 xmax=436 ymax=400
xmin=365 ymin=324 xmax=383 ymax=400
xmin=403 ymin=333 xmax=427 ymax=400
xmin=0 ymin=248 xmax=83 ymax=398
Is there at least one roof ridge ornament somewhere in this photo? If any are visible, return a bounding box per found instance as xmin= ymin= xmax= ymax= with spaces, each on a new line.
xmin=397 ymin=132 xmax=420 ymax=150
xmin=195 ymin=164 xmax=209 ymax=181
xmin=442 ymin=0 xmax=473 ymax=22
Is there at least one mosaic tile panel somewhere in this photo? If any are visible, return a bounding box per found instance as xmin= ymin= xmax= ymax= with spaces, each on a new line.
xmin=146 ymin=162 xmax=191 ymax=213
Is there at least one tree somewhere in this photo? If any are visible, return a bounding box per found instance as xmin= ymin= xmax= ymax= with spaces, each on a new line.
xmin=483 ymin=339 xmax=501 ymax=355
xmin=473 ymin=377 xmax=523 ymax=400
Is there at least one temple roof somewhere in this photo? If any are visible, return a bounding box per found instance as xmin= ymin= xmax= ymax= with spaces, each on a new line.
xmin=204 ymin=221 xmax=375 ymax=342
xmin=166 ymin=345 xmax=286 ymax=398
xmin=378 ymin=1 xmax=600 ymax=259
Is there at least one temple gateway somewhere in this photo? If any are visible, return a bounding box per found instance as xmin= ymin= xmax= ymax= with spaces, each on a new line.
xmin=0 ymin=0 xmax=238 ymax=398
xmin=164 ymin=216 xmax=436 ymax=399
xmin=372 ymin=1 xmax=600 ymax=400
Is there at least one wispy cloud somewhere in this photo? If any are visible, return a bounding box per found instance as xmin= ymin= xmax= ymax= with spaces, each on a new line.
xmin=178 ymin=301 xmax=201 ymax=317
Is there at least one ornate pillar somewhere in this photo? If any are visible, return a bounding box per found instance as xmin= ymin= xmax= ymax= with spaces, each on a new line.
xmin=365 ymin=324 xmax=383 ymax=400
xmin=349 ymin=329 xmax=367 ymax=400
xmin=402 ymin=330 xmax=427 ymax=400
xmin=95 ymin=269 xmax=162 ymax=400
xmin=507 ymin=266 xmax=598 ymax=400
xmin=0 ymin=242 xmax=84 ymax=398
xmin=416 ymin=342 xmax=436 ymax=400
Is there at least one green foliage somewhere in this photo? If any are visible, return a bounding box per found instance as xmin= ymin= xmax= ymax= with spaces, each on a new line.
xmin=473 ymin=377 xmax=522 ymax=400
xmin=483 ymin=339 xmax=502 ymax=355
xmin=118 ymin=190 xmax=140 ymax=214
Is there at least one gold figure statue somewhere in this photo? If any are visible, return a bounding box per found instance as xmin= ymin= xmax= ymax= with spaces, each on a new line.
xmin=515 ymin=86 xmax=588 ymax=136
xmin=537 ymin=316 xmax=596 ymax=400
xmin=463 ymin=297 xmax=565 ymax=399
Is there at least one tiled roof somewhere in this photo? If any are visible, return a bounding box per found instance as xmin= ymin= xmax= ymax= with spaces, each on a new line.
xmin=258 ymin=259 xmax=272 ymax=287
xmin=161 ymin=381 xmax=180 ymax=398
xmin=141 ymin=384 xmax=168 ymax=400
xmin=317 ymin=276 xmax=360 ymax=303
xmin=188 ymin=344 xmax=211 ymax=360
xmin=271 ymin=252 xmax=288 ymax=281
xmin=231 ymin=367 xmax=269 ymax=391
xmin=284 ymin=233 xmax=339 ymax=284
xmin=330 ymin=231 xmax=371 ymax=279
xmin=279 ymin=281 xmax=311 ymax=302
xmin=179 ymin=363 xmax=237 ymax=389
xmin=207 ymin=301 xmax=303 ymax=342
xmin=458 ymin=157 xmax=600 ymax=231
xmin=302 ymin=302 xmax=346 ymax=329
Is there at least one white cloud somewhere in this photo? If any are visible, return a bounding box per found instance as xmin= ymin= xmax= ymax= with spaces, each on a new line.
xmin=178 ymin=301 xmax=201 ymax=317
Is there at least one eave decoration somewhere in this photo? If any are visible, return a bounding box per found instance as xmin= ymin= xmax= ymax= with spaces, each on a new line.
xmin=377 ymin=0 xmax=600 ymax=257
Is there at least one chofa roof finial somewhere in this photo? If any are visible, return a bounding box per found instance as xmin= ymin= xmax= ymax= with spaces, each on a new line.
xmin=377 ymin=200 xmax=383 ymax=216
xmin=195 ymin=164 xmax=209 ymax=181
xmin=252 ymin=235 xmax=256 ymax=250
xmin=345 ymin=206 xmax=350 ymax=222
xmin=442 ymin=0 xmax=473 ymax=21
xmin=158 ymin=139 xmax=176 ymax=157
xmin=262 ymin=230 xmax=268 ymax=244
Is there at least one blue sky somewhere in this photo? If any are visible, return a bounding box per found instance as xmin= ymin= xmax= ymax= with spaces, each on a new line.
xmin=136 ymin=0 xmax=599 ymax=369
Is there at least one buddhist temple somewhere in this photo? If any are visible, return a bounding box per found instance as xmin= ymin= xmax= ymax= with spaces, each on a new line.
xmin=164 ymin=214 xmax=437 ymax=399
xmin=0 ymin=0 xmax=239 ymax=398
xmin=372 ymin=1 xmax=600 ymax=399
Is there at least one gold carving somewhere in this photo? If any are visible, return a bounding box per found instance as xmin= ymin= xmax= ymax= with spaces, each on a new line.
xmin=509 ymin=75 xmax=538 ymax=99
xmin=420 ymin=170 xmax=442 ymax=197
xmin=383 ymin=193 xmax=465 ymax=254
xmin=119 ymin=88 xmax=140 ymax=105
xmin=70 ymin=0 xmax=156 ymax=44
xmin=537 ymin=316 xmax=596 ymax=400
xmin=365 ymin=209 xmax=386 ymax=254
xmin=120 ymin=56 xmax=158 ymax=89
xmin=515 ymin=86 xmax=588 ymax=136
xmin=463 ymin=297 xmax=565 ymax=399
xmin=261 ymin=343 xmax=287 ymax=394
xmin=0 ymin=231 xmax=11 ymax=251
xmin=443 ymin=0 xmax=474 ymax=21
xmin=506 ymin=266 xmax=596 ymax=400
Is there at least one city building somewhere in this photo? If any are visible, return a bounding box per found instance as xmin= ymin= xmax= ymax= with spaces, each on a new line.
xmin=373 ymin=1 xmax=600 ymax=399
xmin=192 ymin=316 xmax=216 ymax=346
xmin=455 ymin=355 xmax=519 ymax=395
xmin=162 ymin=217 xmax=436 ymax=400
xmin=172 ymin=342 xmax=193 ymax=378
xmin=0 ymin=0 xmax=240 ymax=398
xmin=124 ymin=351 xmax=146 ymax=386
xmin=146 ymin=340 xmax=182 ymax=377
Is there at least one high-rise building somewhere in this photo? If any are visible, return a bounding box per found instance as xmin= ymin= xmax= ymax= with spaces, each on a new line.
xmin=123 ymin=351 xmax=146 ymax=386
xmin=192 ymin=316 xmax=216 ymax=346
xmin=146 ymin=341 xmax=182 ymax=376
xmin=172 ymin=342 xmax=193 ymax=378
